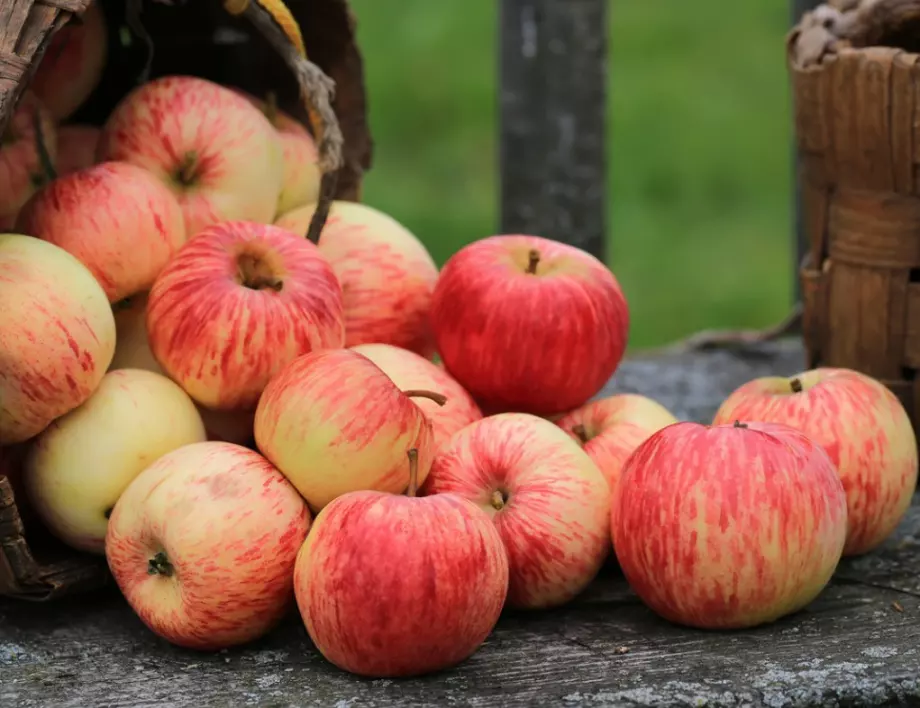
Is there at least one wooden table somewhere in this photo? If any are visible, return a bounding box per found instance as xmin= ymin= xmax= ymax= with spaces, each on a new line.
xmin=2 ymin=339 xmax=919 ymax=707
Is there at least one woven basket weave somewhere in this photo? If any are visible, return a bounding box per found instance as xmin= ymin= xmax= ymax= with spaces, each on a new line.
xmin=789 ymin=0 xmax=920 ymax=432
xmin=0 ymin=0 xmax=372 ymax=600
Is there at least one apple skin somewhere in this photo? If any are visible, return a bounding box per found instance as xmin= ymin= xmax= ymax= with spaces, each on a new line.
xmin=350 ymin=343 xmax=482 ymax=453
xmin=712 ymin=367 xmax=918 ymax=557
xmin=23 ymin=368 xmax=207 ymax=554
xmin=105 ymin=441 xmax=311 ymax=651
xmin=97 ymin=75 xmax=284 ymax=238
xmin=0 ymin=234 xmax=116 ymax=444
xmin=420 ymin=412 xmax=610 ymax=610
xmin=275 ymin=200 xmax=440 ymax=357
xmin=55 ymin=125 xmax=101 ymax=176
xmin=294 ymin=488 xmax=508 ymax=677
xmin=29 ymin=2 xmax=107 ymax=121
xmin=0 ymin=92 xmax=57 ymax=228
xmin=555 ymin=393 xmax=678 ymax=525
xmin=16 ymin=161 xmax=187 ymax=303
xmin=429 ymin=234 xmax=629 ymax=417
xmin=612 ymin=420 xmax=848 ymax=629
xmin=146 ymin=220 xmax=345 ymax=411
xmin=254 ymin=349 xmax=436 ymax=512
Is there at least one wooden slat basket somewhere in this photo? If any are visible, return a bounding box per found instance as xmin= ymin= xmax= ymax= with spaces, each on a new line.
xmin=789 ymin=0 xmax=920 ymax=434
xmin=0 ymin=0 xmax=372 ymax=600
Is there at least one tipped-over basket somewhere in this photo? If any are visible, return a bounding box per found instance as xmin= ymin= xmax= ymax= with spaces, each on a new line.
xmin=0 ymin=0 xmax=372 ymax=600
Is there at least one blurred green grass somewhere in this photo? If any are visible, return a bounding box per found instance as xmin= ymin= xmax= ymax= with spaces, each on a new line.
xmin=348 ymin=0 xmax=795 ymax=350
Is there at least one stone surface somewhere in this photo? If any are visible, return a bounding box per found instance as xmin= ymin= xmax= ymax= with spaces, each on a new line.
xmin=2 ymin=339 xmax=919 ymax=707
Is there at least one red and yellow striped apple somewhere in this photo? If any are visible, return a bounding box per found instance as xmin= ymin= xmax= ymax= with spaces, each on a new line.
xmin=16 ymin=161 xmax=187 ymax=303
xmin=430 ymin=235 xmax=629 ymax=417
xmin=254 ymin=349 xmax=443 ymax=511
xmin=275 ymin=201 xmax=439 ymax=357
xmin=421 ymin=412 xmax=610 ymax=610
xmin=350 ymin=343 xmax=482 ymax=453
xmin=29 ymin=1 xmax=107 ymax=121
xmin=712 ymin=368 xmax=918 ymax=557
xmin=556 ymin=393 xmax=678 ymax=525
xmin=54 ymin=125 xmax=101 ymax=176
xmin=613 ymin=420 xmax=848 ymax=630
xmin=105 ymin=441 xmax=311 ymax=650
xmin=97 ymin=75 xmax=283 ymax=238
xmin=294 ymin=449 xmax=508 ymax=677
xmin=0 ymin=92 xmax=57 ymax=229
xmin=23 ymin=369 xmax=206 ymax=553
xmin=0 ymin=234 xmax=115 ymax=444
xmin=146 ymin=221 xmax=344 ymax=411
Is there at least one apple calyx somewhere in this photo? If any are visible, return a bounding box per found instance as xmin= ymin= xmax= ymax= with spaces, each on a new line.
xmin=572 ymin=423 xmax=591 ymax=445
xmin=147 ymin=551 xmax=175 ymax=577
xmin=402 ymin=389 xmax=448 ymax=407
xmin=489 ymin=489 xmax=507 ymax=511
xmin=733 ymin=420 xmax=748 ymax=429
xmin=790 ymin=377 xmax=804 ymax=393
xmin=237 ymin=253 xmax=284 ymax=292
xmin=175 ymin=151 xmax=200 ymax=187
xmin=526 ymin=249 xmax=540 ymax=275
xmin=406 ymin=448 xmax=420 ymax=497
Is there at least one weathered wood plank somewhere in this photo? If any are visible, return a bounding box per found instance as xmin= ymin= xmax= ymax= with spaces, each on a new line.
xmin=498 ymin=0 xmax=607 ymax=258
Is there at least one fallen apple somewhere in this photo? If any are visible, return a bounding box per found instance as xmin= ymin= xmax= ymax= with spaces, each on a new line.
xmin=613 ymin=420 xmax=848 ymax=629
xmin=105 ymin=441 xmax=311 ymax=650
xmin=146 ymin=220 xmax=345 ymax=411
xmin=429 ymin=234 xmax=629 ymax=417
xmin=254 ymin=348 xmax=443 ymax=511
xmin=0 ymin=234 xmax=116 ymax=444
xmin=421 ymin=412 xmax=610 ymax=610
xmin=275 ymin=200 xmax=440 ymax=357
xmin=97 ymin=75 xmax=284 ymax=238
xmin=23 ymin=368 xmax=207 ymax=554
xmin=16 ymin=161 xmax=187 ymax=303
xmin=294 ymin=447 xmax=508 ymax=677
xmin=350 ymin=343 xmax=482 ymax=453
xmin=712 ymin=367 xmax=918 ymax=556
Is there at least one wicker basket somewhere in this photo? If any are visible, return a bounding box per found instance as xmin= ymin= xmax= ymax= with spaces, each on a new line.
xmin=789 ymin=0 xmax=920 ymax=431
xmin=0 ymin=0 xmax=372 ymax=600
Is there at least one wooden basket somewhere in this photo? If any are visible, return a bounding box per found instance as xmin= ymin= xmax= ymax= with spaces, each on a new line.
xmin=789 ymin=0 xmax=920 ymax=431
xmin=0 ymin=0 xmax=372 ymax=600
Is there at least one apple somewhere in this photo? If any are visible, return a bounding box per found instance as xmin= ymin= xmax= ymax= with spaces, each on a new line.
xmin=254 ymin=348 xmax=444 ymax=511
xmin=612 ymin=420 xmax=848 ymax=629
xmin=55 ymin=125 xmax=101 ymax=175
xmin=429 ymin=234 xmax=630 ymax=417
xmin=108 ymin=292 xmax=164 ymax=375
xmin=420 ymin=412 xmax=610 ymax=610
xmin=97 ymin=75 xmax=284 ymax=238
xmin=294 ymin=447 xmax=508 ymax=677
xmin=29 ymin=1 xmax=107 ymax=121
xmin=275 ymin=200 xmax=440 ymax=357
xmin=0 ymin=92 xmax=57 ymax=228
xmin=23 ymin=368 xmax=207 ymax=554
xmin=237 ymin=91 xmax=321 ymax=216
xmin=0 ymin=234 xmax=116 ymax=444
xmin=350 ymin=343 xmax=482 ymax=453
xmin=555 ymin=393 xmax=678 ymax=518
xmin=712 ymin=367 xmax=918 ymax=557
xmin=146 ymin=220 xmax=345 ymax=411
xmin=16 ymin=161 xmax=187 ymax=303
xmin=105 ymin=441 xmax=311 ymax=650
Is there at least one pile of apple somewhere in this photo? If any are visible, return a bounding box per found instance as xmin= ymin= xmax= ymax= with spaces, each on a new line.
xmin=2 ymin=4 xmax=919 ymax=679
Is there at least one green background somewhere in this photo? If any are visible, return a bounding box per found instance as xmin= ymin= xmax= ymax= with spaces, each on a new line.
xmin=348 ymin=0 xmax=796 ymax=350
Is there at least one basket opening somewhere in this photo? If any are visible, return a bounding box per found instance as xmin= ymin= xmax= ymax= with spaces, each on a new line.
xmin=868 ymin=23 xmax=920 ymax=53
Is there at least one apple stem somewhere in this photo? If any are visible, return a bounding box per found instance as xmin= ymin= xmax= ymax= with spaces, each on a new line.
xmin=790 ymin=378 xmax=803 ymax=393
xmin=407 ymin=448 xmax=419 ymax=497
xmin=733 ymin=420 xmax=748 ymax=429
xmin=176 ymin=151 xmax=199 ymax=186
xmin=403 ymin=389 xmax=448 ymax=407
xmin=32 ymin=110 xmax=57 ymax=186
xmin=490 ymin=490 xmax=506 ymax=510
xmin=147 ymin=551 xmax=175 ymax=577
xmin=264 ymin=90 xmax=279 ymax=126
xmin=572 ymin=424 xmax=590 ymax=445
xmin=526 ymin=249 xmax=540 ymax=275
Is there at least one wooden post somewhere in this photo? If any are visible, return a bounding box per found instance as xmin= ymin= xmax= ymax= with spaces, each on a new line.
xmin=498 ymin=0 xmax=607 ymax=259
